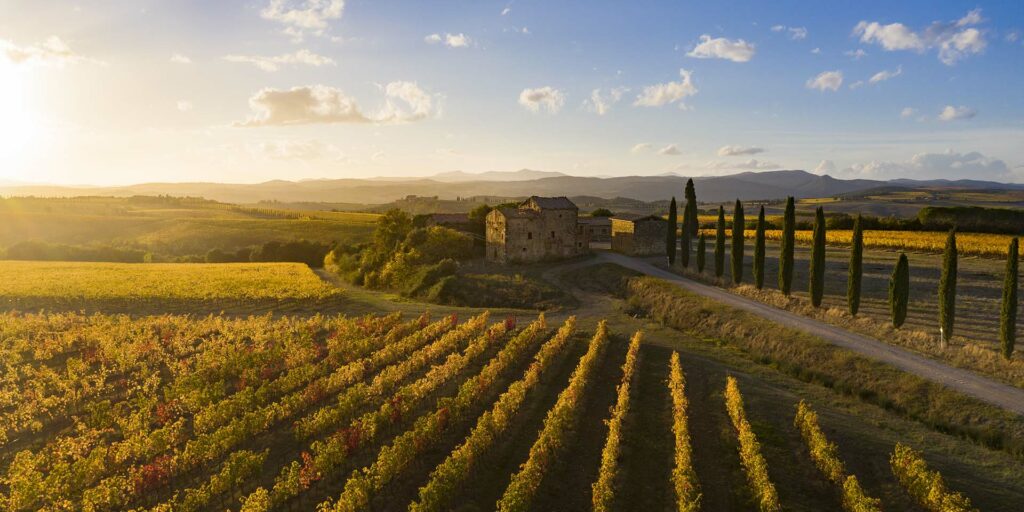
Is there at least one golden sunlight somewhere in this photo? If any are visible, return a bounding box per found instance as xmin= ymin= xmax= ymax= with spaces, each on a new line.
xmin=0 ymin=59 xmax=41 ymax=172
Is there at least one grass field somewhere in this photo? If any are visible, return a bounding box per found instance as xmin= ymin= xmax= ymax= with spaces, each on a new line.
xmin=0 ymin=261 xmax=347 ymax=315
xmin=0 ymin=196 xmax=377 ymax=258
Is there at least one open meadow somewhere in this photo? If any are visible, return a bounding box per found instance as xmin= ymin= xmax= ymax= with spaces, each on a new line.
xmin=0 ymin=197 xmax=377 ymax=261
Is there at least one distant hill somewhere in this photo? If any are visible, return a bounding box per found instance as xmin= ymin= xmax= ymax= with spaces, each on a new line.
xmin=2 ymin=170 xmax=1022 ymax=205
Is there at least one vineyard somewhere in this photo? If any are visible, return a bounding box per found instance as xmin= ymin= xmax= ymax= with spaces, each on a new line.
xmin=699 ymin=228 xmax=1021 ymax=259
xmin=0 ymin=308 xmax=1006 ymax=511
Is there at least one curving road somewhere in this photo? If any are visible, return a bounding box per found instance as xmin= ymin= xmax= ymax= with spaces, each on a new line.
xmin=595 ymin=251 xmax=1024 ymax=416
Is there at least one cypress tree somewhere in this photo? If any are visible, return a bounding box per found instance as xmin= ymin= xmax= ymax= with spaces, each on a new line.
xmin=680 ymin=210 xmax=691 ymax=269
xmin=779 ymin=196 xmax=795 ymax=295
xmin=697 ymin=234 xmax=706 ymax=273
xmin=685 ymin=178 xmax=698 ymax=237
xmin=1001 ymin=238 xmax=1018 ymax=359
xmin=889 ymin=253 xmax=910 ymax=328
xmin=753 ymin=205 xmax=766 ymax=289
xmin=938 ymin=228 xmax=957 ymax=346
xmin=848 ymin=214 xmax=864 ymax=316
xmin=714 ymin=206 xmax=725 ymax=278
xmin=666 ymin=197 xmax=678 ymax=266
xmin=731 ymin=199 xmax=744 ymax=284
xmin=809 ymin=206 xmax=826 ymax=307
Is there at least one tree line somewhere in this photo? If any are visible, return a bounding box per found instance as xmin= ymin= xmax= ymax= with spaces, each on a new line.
xmin=665 ymin=180 xmax=1020 ymax=360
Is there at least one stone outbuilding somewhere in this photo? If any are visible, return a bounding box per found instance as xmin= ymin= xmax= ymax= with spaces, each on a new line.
xmin=610 ymin=214 xmax=667 ymax=256
xmin=486 ymin=196 xmax=589 ymax=263
xmin=578 ymin=216 xmax=612 ymax=242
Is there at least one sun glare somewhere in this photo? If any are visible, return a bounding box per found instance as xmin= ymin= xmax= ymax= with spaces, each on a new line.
xmin=0 ymin=59 xmax=41 ymax=173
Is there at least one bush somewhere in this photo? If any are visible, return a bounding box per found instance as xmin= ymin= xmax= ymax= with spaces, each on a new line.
xmin=4 ymin=240 xmax=147 ymax=263
xmin=919 ymin=206 xmax=1024 ymax=234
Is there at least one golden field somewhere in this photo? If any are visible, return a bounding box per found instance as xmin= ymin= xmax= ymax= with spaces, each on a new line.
xmin=699 ymin=229 xmax=1020 ymax=258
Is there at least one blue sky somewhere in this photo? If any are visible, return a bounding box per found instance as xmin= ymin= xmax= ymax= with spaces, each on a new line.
xmin=0 ymin=0 xmax=1022 ymax=185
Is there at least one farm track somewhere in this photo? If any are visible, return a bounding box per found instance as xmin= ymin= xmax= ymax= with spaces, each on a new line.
xmin=593 ymin=251 xmax=1024 ymax=416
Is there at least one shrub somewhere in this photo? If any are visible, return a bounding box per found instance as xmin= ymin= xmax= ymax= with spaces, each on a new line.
xmin=732 ymin=200 xmax=744 ymax=285
xmin=848 ymin=215 xmax=863 ymax=316
xmin=938 ymin=229 xmax=958 ymax=344
xmin=669 ymin=352 xmax=701 ymax=511
xmin=714 ymin=206 xmax=725 ymax=278
xmin=724 ymin=377 xmax=780 ymax=512
xmin=794 ymin=401 xmax=880 ymax=512
xmin=592 ymin=331 xmax=642 ymax=512
xmin=809 ymin=207 xmax=826 ymax=307
xmin=667 ymin=197 xmax=678 ymax=266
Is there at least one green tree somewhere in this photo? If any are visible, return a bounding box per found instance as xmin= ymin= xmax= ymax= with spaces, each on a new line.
xmin=373 ymin=209 xmax=413 ymax=252
xmin=666 ymin=197 xmax=678 ymax=266
xmin=848 ymin=214 xmax=864 ymax=316
xmin=590 ymin=208 xmax=614 ymax=217
xmin=889 ymin=253 xmax=910 ymax=328
xmin=938 ymin=229 xmax=958 ymax=345
xmin=731 ymin=199 xmax=744 ymax=284
xmin=685 ymin=179 xmax=698 ymax=236
xmin=697 ymin=234 xmax=706 ymax=273
xmin=1001 ymin=238 xmax=1019 ymax=359
xmin=714 ymin=206 xmax=725 ymax=278
xmin=809 ymin=206 xmax=826 ymax=307
xmin=753 ymin=205 xmax=766 ymax=289
xmin=680 ymin=209 xmax=691 ymax=269
xmin=779 ymin=197 xmax=796 ymax=295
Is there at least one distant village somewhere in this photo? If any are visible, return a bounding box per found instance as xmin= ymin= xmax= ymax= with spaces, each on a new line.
xmin=425 ymin=196 xmax=666 ymax=264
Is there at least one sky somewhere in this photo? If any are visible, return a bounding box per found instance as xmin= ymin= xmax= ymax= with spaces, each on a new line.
xmin=1 ymin=0 xmax=1022 ymax=186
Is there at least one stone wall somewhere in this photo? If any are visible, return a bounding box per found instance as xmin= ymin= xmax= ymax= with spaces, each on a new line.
xmin=611 ymin=217 xmax=666 ymax=256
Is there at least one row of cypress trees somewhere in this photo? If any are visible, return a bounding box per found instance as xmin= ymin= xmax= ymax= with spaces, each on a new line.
xmin=665 ymin=183 xmax=1019 ymax=359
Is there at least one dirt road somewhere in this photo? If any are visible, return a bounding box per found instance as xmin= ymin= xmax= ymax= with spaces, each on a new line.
xmin=595 ymin=251 xmax=1024 ymax=416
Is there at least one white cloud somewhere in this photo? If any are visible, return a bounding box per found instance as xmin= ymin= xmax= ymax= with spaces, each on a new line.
xmin=848 ymin=81 xmax=865 ymax=90
xmin=658 ymin=144 xmax=681 ymax=156
xmin=1006 ymin=31 xmax=1020 ymax=43
xmin=938 ymin=105 xmax=976 ymax=121
xmin=810 ymin=47 xmax=821 ymax=54
xmin=686 ymin=35 xmax=756 ymax=62
xmin=501 ymin=6 xmax=511 ymax=16
xmin=253 ymin=139 xmax=343 ymax=160
xmin=806 ymin=70 xmax=843 ymax=92
xmin=223 ymin=49 xmax=335 ymax=72
xmin=853 ymin=9 xmax=987 ymax=65
xmin=425 ymin=32 xmax=471 ymax=48
xmin=718 ymin=145 xmax=765 ymax=156
xmin=583 ymin=87 xmax=628 ymax=115
xmin=633 ymin=69 xmax=698 ymax=109
xmin=771 ymin=25 xmax=807 ymax=40
xmin=176 ymin=100 xmax=193 ymax=112
xmin=260 ymin=0 xmax=345 ymax=41
xmin=1 ymin=36 xmax=95 ymax=66
xmin=840 ymin=149 xmax=1009 ymax=181
xmin=844 ymin=49 xmax=868 ymax=60
xmin=701 ymin=159 xmax=779 ymax=170
xmin=237 ymin=85 xmax=369 ymax=126
xmin=900 ymin=107 xmax=917 ymax=119
xmin=518 ymin=86 xmax=565 ymax=113
xmin=813 ymin=160 xmax=836 ymax=174
xmin=170 ymin=53 xmax=192 ymax=64
xmin=378 ymin=81 xmax=435 ymax=122
xmin=869 ymin=66 xmax=902 ymax=84
xmin=630 ymin=143 xmax=653 ymax=154
xmin=236 ymin=82 xmax=437 ymax=127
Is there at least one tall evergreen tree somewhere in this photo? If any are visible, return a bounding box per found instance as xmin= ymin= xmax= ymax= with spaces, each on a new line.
xmin=1001 ymin=238 xmax=1019 ymax=359
xmin=809 ymin=206 xmax=826 ymax=307
xmin=890 ymin=253 xmax=910 ymax=328
xmin=697 ymin=234 xmax=706 ymax=273
xmin=779 ymin=196 xmax=796 ymax=295
xmin=731 ymin=199 xmax=745 ymax=284
xmin=938 ymin=229 xmax=958 ymax=346
xmin=848 ymin=214 xmax=864 ymax=316
xmin=753 ymin=205 xmax=766 ymax=289
xmin=684 ymin=178 xmax=698 ymax=237
xmin=714 ymin=206 xmax=726 ymax=278
xmin=680 ymin=210 xmax=691 ymax=269
xmin=666 ymin=197 xmax=678 ymax=266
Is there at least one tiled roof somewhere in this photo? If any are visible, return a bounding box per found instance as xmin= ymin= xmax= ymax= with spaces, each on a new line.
xmin=524 ymin=196 xmax=577 ymax=210
xmin=494 ymin=207 xmax=536 ymax=219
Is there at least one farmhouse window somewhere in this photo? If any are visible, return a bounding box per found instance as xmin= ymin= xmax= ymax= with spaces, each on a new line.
xmin=550 ymin=231 xmax=555 ymax=238
xmin=527 ymin=232 xmax=532 ymax=239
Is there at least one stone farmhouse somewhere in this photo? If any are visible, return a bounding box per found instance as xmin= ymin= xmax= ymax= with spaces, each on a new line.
xmin=610 ymin=214 xmax=667 ymax=256
xmin=486 ymin=196 xmax=589 ymax=263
